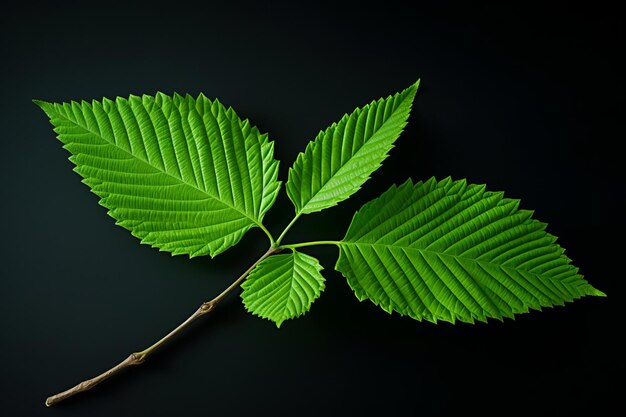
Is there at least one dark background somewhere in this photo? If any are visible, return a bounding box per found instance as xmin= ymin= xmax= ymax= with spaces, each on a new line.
xmin=1 ymin=2 xmax=623 ymax=416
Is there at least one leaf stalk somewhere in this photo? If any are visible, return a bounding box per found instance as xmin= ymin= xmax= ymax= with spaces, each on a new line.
xmin=258 ymin=223 xmax=277 ymax=246
xmin=280 ymin=241 xmax=341 ymax=249
xmin=275 ymin=213 xmax=302 ymax=245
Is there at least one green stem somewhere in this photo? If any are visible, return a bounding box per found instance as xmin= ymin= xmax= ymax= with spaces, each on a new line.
xmin=258 ymin=222 xmax=276 ymax=246
xmin=280 ymin=240 xmax=341 ymax=250
xmin=45 ymin=246 xmax=281 ymax=407
xmin=275 ymin=213 xmax=302 ymax=245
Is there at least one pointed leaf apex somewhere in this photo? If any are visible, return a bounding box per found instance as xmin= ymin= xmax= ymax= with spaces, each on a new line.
xmin=589 ymin=287 xmax=607 ymax=297
xmin=408 ymin=79 xmax=420 ymax=91
xmin=33 ymin=99 xmax=52 ymax=110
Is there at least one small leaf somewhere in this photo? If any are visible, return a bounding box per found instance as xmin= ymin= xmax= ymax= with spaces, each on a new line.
xmin=36 ymin=94 xmax=280 ymax=258
xmin=286 ymin=81 xmax=419 ymax=215
xmin=242 ymin=250 xmax=325 ymax=327
xmin=336 ymin=178 xmax=604 ymax=324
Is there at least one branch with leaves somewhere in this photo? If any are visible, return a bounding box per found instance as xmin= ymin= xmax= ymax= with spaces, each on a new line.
xmin=36 ymin=80 xmax=604 ymax=406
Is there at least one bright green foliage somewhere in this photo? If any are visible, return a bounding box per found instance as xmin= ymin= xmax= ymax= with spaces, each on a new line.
xmin=36 ymin=94 xmax=280 ymax=258
xmin=38 ymin=84 xmax=603 ymax=329
xmin=336 ymin=178 xmax=605 ymax=324
xmin=242 ymin=250 xmax=325 ymax=327
xmin=286 ymin=81 xmax=419 ymax=215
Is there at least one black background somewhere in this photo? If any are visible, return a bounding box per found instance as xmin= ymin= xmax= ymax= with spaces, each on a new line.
xmin=1 ymin=2 xmax=623 ymax=416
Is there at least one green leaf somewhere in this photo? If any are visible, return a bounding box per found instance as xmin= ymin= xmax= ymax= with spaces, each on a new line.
xmin=336 ymin=178 xmax=604 ymax=324
xmin=36 ymin=93 xmax=280 ymax=258
xmin=286 ymin=81 xmax=419 ymax=215
xmin=242 ymin=250 xmax=325 ymax=327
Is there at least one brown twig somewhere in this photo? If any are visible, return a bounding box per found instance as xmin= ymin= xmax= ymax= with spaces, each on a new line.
xmin=45 ymin=246 xmax=279 ymax=407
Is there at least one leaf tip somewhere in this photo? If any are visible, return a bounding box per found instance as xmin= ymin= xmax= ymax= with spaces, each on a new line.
xmin=588 ymin=286 xmax=607 ymax=297
xmin=403 ymin=81 xmax=420 ymax=101
xmin=33 ymin=99 xmax=52 ymax=111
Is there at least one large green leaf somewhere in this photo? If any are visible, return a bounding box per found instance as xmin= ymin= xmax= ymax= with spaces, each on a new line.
xmin=36 ymin=93 xmax=280 ymax=257
xmin=242 ymin=250 xmax=325 ymax=327
xmin=336 ymin=178 xmax=604 ymax=324
xmin=286 ymin=81 xmax=419 ymax=215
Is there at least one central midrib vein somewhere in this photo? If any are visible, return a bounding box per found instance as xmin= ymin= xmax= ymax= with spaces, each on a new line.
xmin=343 ymin=241 xmax=570 ymax=281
